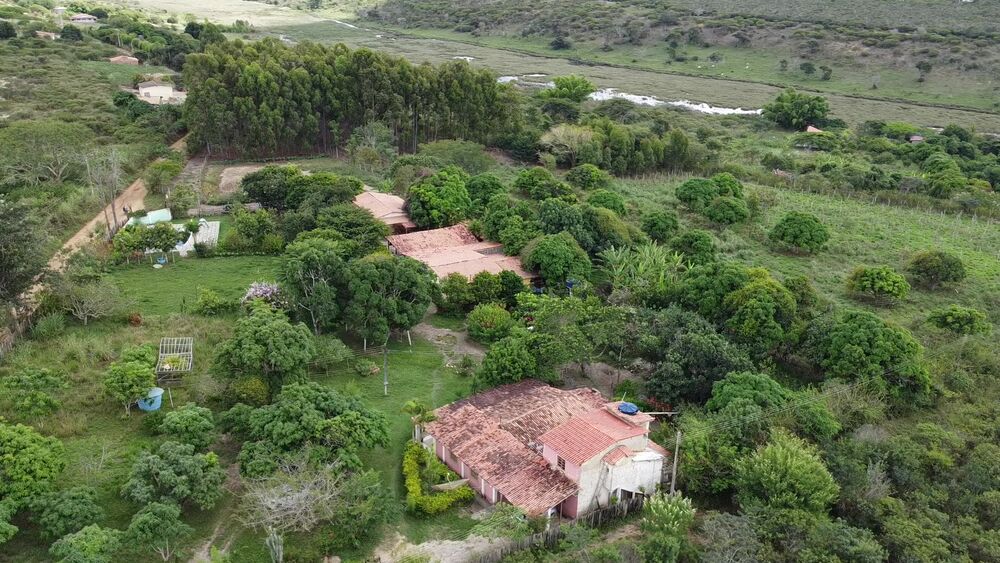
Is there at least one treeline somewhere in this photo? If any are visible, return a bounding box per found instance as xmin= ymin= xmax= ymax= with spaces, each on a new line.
xmin=182 ymin=38 xmax=522 ymax=158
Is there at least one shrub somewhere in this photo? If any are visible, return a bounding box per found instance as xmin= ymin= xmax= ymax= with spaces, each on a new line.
xmin=587 ymin=189 xmax=626 ymax=215
xmin=769 ymin=212 xmax=830 ymax=253
xmin=762 ymin=88 xmax=830 ymax=130
xmin=711 ymin=172 xmax=744 ymax=198
xmin=566 ymin=163 xmax=612 ymax=190
xmin=675 ymin=178 xmax=718 ymax=211
xmin=467 ymin=303 xmax=514 ymax=344
xmin=406 ymin=165 xmax=472 ymax=228
xmin=514 ymin=167 xmax=573 ymax=200
xmin=641 ymin=211 xmax=679 ymax=243
xmin=353 ymin=358 xmax=381 ymax=377
xmin=417 ymin=140 xmax=495 ymax=175
xmin=31 ymin=313 xmax=66 ymax=340
xmin=192 ymin=288 xmax=235 ymax=316
xmin=928 ymin=305 xmax=991 ymax=335
xmin=669 ymin=230 xmax=716 ymax=265
xmin=846 ymin=266 xmax=910 ymax=302
xmin=159 ymin=404 xmax=215 ymax=450
xmin=705 ymin=196 xmax=750 ymax=224
xmin=403 ymin=441 xmax=474 ymax=514
xmin=906 ymin=250 xmax=966 ymax=289
xmin=231 ymin=377 xmax=270 ymax=406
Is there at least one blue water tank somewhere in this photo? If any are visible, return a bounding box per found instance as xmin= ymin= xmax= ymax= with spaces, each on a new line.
xmin=618 ymin=402 xmax=640 ymax=415
xmin=137 ymin=387 xmax=165 ymax=412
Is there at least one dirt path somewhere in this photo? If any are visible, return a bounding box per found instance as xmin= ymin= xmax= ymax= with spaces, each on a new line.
xmin=48 ymin=136 xmax=187 ymax=272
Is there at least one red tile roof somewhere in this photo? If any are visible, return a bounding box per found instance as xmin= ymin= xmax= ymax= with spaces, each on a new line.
xmin=386 ymin=224 xmax=533 ymax=280
xmin=353 ymin=190 xmax=416 ymax=228
xmin=424 ymin=380 xmax=607 ymax=515
xmin=602 ymin=445 xmax=634 ymax=465
xmin=539 ymin=407 xmax=650 ymax=466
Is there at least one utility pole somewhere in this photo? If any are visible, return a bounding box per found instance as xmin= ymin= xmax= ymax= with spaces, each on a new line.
xmin=669 ymin=430 xmax=681 ymax=495
xmin=382 ymin=346 xmax=388 ymax=396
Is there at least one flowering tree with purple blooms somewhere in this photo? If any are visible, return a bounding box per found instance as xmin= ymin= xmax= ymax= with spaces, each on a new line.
xmin=242 ymin=282 xmax=287 ymax=310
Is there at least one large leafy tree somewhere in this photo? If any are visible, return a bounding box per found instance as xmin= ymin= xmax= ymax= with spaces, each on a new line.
xmin=474 ymin=334 xmax=537 ymax=390
xmin=30 ymin=487 xmax=105 ymax=542
xmin=673 ymin=261 xmax=750 ymax=321
xmin=102 ymin=360 xmax=156 ymax=415
xmin=805 ymin=310 xmax=931 ymax=402
xmin=315 ymin=203 xmax=390 ymax=256
xmin=213 ymin=303 xmax=316 ymax=393
xmin=539 ymin=75 xmax=596 ymax=103
xmin=522 ymin=232 xmax=592 ymax=289
xmin=762 ymin=89 xmax=830 ymax=130
xmin=159 ymin=405 xmax=216 ymax=450
xmin=0 ymin=120 xmax=94 ymax=185
xmin=0 ymin=422 xmax=66 ymax=544
xmin=640 ymin=306 xmax=752 ymax=404
xmin=280 ymin=238 xmax=348 ymax=334
xmin=49 ymin=524 xmax=122 ymax=563
xmin=0 ymin=198 xmax=47 ymax=304
xmin=222 ymin=382 xmax=389 ymax=477
xmin=125 ymin=502 xmax=193 ymax=562
xmin=735 ymin=431 xmax=839 ymax=514
xmin=121 ymin=441 xmax=225 ymax=510
xmin=240 ymin=165 xmax=300 ymax=211
xmin=769 ymin=212 xmax=830 ymax=254
xmin=343 ymin=255 xmax=435 ymax=346
xmin=406 ymin=165 xmax=472 ymax=228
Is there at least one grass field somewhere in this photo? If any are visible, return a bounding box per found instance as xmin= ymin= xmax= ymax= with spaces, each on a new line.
xmin=109 ymin=255 xmax=282 ymax=316
xmin=617 ymin=175 xmax=1000 ymax=335
xmin=371 ymin=26 xmax=1000 ymax=113
xmin=660 ymin=0 xmax=1000 ymax=33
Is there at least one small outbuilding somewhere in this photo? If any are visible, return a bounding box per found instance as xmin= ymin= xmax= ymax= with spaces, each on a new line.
xmin=69 ymin=13 xmax=98 ymax=24
xmin=109 ymin=55 xmax=140 ymax=65
xmin=805 ymin=125 xmax=823 ymax=133
xmin=137 ymin=81 xmax=187 ymax=105
xmin=353 ymin=190 xmax=416 ymax=233
xmin=386 ymin=224 xmax=532 ymax=280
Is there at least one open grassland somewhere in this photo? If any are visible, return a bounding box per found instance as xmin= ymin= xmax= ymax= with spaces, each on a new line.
xmin=618 ymin=175 xmax=1000 ymax=336
xmin=382 ymin=26 xmax=1000 ymax=113
xmin=660 ymin=0 xmax=1000 ymax=33
xmin=109 ymin=0 xmax=1000 ymax=130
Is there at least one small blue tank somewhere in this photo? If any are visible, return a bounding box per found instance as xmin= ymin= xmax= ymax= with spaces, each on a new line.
xmin=137 ymin=387 xmax=165 ymax=412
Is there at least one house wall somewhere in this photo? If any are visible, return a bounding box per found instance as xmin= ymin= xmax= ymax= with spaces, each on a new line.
xmin=139 ymin=86 xmax=174 ymax=99
xmin=541 ymin=444 xmax=581 ymax=481
xmin=606 ymin=453 xmax=664 ymax=501
xmin=432 ymin=437 xmax=499 ymax=505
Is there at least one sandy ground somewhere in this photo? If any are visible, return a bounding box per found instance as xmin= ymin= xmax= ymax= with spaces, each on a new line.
xmin=218 ymin=164 xmax=265 ymax=196
xmin=373 ymin=530 xmax=507 ymax=563
xmin=411 ymin=321 xmax=487 ymax=365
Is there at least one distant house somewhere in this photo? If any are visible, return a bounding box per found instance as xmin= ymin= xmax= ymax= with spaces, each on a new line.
xmin=386 ymin=224 xmax=532 ymax=280
xmin=353 ymin=190 xmax=416 ymax=233
xmin=34 ymin=31 xmax=60 ymax=40
xmin=909 ymin=135 xmax=925 ymax=144
xmin=419 ymin=380 xmax=667 ymax=518
xmin=136 ymin=81 xmax=186 ymax=105
xmin=805 ymin=125 xmax=823 ymax=133
xmin=109 ymin=55 xmax=140 ymax=65
xmin=69 ymin=13 xmax=98 ymax=24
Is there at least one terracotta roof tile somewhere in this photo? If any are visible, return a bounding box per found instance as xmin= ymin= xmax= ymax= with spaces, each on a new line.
xmin=353 ymin=191 xmax=415 ymax=227
xmin=602 ymin=445 xmax=633 ymax=465
xmin=424 ymin=380 xmax=610 ymax=516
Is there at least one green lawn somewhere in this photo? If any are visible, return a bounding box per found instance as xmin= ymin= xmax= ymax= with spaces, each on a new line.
xmin=109 ymin=255 xmax=282 ymax=316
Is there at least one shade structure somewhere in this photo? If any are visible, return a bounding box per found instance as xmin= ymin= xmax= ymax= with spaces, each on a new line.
xmin=156 ymin=337 xmax=193 ymax=383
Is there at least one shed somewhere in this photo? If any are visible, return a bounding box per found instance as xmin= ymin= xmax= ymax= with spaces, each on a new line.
xmin=110 ymin=55 xmax=140 ymax=65
xmin=70 ymin=13 xmax=98 ymax=24
xmin=353 ymin=190 xmax=416 ymax=232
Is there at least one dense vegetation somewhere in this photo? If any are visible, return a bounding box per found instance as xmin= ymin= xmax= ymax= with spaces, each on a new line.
xmin=2 ymin=1 xmax=999 ymax=562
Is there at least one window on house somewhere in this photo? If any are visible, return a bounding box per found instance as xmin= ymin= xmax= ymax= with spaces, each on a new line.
xmin=557 ymin=456 xmax=566 ymax=470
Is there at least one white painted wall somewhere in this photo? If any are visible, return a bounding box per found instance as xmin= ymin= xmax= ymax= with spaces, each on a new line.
xmin=139 ymin=85 xmax=175 ymax=100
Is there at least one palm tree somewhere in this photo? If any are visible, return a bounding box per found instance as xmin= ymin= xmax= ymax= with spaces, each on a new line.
xmin=402 ymin=399 xmax=437 ymax=441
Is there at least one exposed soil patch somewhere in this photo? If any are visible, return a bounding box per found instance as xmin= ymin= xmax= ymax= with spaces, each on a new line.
xmin=218 ymin=164 xmax=265 ymax=196
xmin=412 ymin=321 xmax=487 ymax=365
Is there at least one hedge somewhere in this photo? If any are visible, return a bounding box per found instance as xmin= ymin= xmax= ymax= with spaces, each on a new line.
xmin=403 ymin=441 xmax=474 ymax=514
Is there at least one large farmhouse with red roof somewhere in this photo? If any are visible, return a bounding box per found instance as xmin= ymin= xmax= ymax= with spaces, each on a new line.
xmin=417 ymin=380 xmax=667 ymax=518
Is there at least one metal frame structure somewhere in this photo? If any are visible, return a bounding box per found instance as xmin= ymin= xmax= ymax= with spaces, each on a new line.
xmin=156 ymin=337 xmax=193 ymax=383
